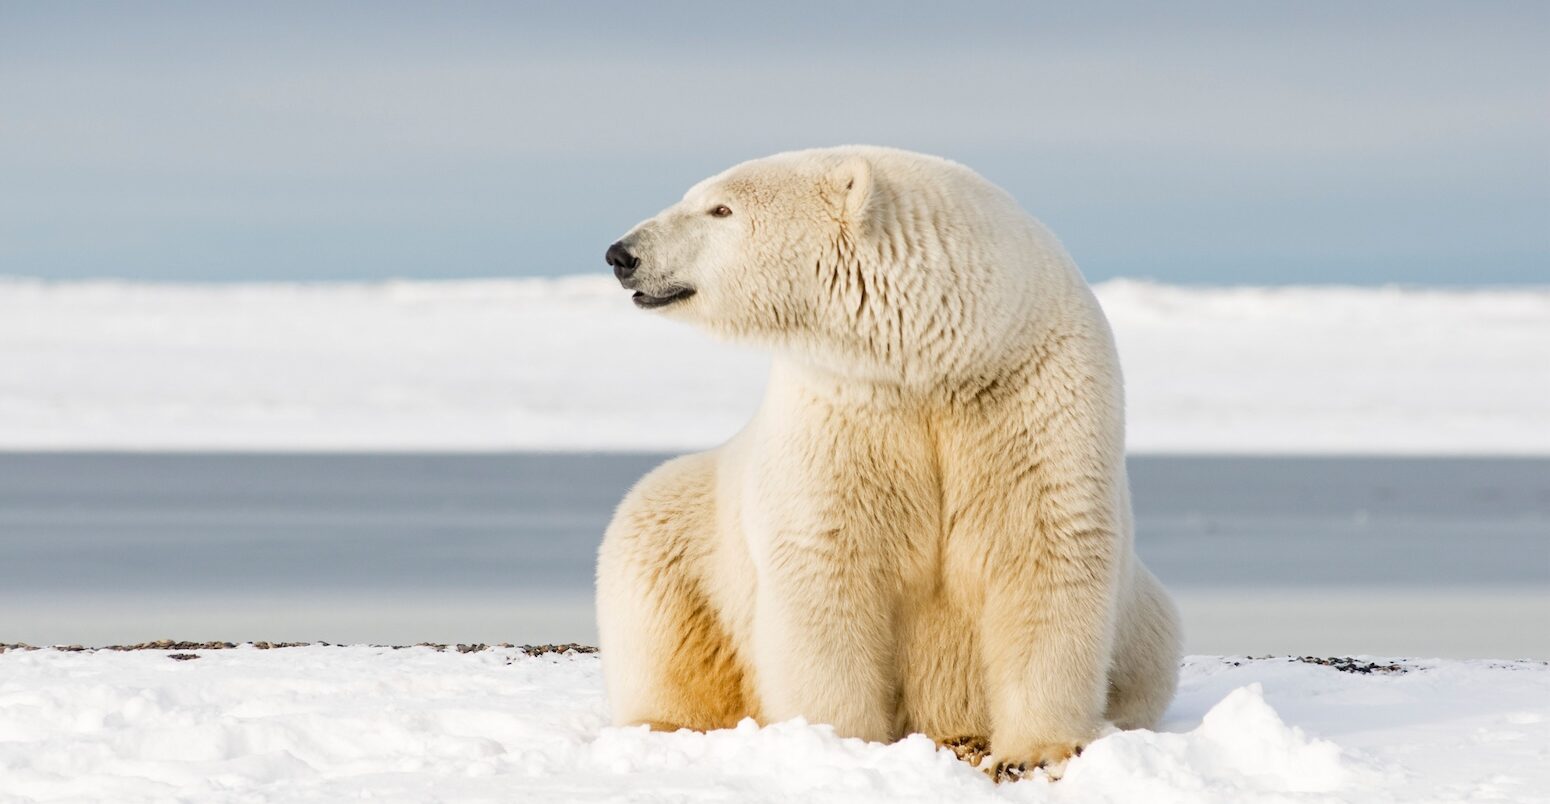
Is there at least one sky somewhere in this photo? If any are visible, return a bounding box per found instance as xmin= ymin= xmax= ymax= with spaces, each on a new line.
xmin=1 ymin=1 xmax=1546 ymax=285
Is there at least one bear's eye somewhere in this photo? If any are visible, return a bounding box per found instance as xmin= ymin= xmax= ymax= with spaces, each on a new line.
xmin=709 ymin=205 xmax=733 ymax=218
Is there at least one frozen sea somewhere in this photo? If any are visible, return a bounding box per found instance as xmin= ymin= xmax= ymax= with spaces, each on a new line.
xmin=3 ymin=453 xmax=1546 ymax=658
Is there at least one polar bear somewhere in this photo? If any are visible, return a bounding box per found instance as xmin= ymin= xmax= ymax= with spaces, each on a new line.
xmin=596 ymin=146 xmax=1181 ymax=778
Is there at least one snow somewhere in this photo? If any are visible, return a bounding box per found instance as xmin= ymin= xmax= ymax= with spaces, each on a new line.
xmin=1 ymin=276 xmax=1546 ymax=454
xmin=0 ymin=646 xmax=1545 ymax=803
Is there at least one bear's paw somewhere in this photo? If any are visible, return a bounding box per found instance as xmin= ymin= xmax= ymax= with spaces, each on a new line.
xmin=988 ymin=741 xmax=1083 ymax=783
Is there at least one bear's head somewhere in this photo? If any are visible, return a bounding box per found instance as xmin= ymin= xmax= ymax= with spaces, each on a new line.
xmin=606 ymin=147 xmax=1060 ymax=383
xmin=607 ymin=150 xmax=871 ymax=321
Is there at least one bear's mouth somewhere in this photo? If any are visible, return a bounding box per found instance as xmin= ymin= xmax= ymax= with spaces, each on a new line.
xmin=631 ymin=286 xmax=696 ymax=309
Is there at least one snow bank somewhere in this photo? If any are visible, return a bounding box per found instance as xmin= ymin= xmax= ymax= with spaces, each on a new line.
xmin=1 ymin=277 xmax=1546 ymax=453
xmin=0 ymin=646 xmax=1545 ymax=802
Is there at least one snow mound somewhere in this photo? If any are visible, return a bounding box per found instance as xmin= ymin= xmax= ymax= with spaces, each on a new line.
xmin=1 ymin=276 xmax=1546 ymax=453
xmin=1065 ymin=685 xmax=1352 ymax=802
xmin=1 ymin=646 xmax=1545 ymax=802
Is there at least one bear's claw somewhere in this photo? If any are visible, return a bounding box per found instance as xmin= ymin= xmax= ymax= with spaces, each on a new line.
xmin=991 ymin=760 xmax=1032 ymax=782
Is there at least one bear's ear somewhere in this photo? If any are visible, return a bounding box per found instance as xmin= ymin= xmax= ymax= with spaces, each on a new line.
xmin=822 ymin=156 xmax=872 ymax=222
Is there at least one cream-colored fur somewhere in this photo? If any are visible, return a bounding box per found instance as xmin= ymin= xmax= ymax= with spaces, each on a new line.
xmin=596 ymin=146 xmax=1181 ymax=775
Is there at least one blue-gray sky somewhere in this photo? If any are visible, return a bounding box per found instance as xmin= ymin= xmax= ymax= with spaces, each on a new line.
xmin=2 ymin=1 xmax=1546 ymax=284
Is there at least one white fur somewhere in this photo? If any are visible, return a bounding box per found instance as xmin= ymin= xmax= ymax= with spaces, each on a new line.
xmin=596 ymin=146 xmax=1182 ymax=774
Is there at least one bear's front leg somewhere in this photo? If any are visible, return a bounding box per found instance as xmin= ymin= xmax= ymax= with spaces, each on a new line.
xmin=974 ymin=372 xmax=1128 ymax=778
xmin=750 ymin=530 xmax=901 ymax=743
xmin=740 ymin=363 xmax=937 ymax=743
xmin=980 ymin=529 xmax=1116 ymax=774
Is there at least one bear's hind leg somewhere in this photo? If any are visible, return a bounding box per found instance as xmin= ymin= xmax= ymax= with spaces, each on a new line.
xmin=596 ymin=452 xmax=755 ymax=731
xmin=625 ymin=586 xmax=752 ymax=732
xmin=1104 ymin=563 xmax=1182 ymax=730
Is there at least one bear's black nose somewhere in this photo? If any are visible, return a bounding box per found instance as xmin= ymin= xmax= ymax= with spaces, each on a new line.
xmin=606 ymin=241 xmax=640 ymax=282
